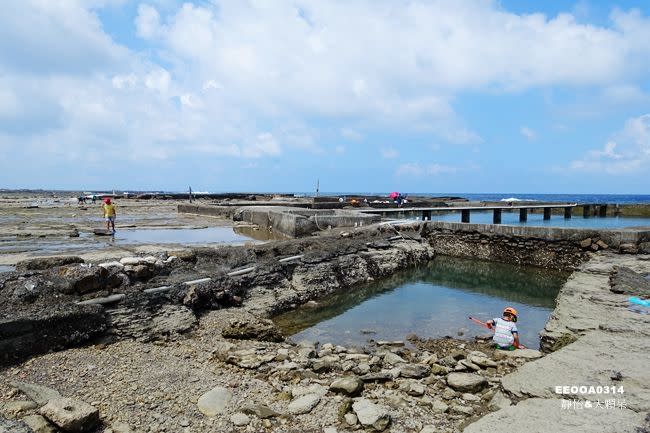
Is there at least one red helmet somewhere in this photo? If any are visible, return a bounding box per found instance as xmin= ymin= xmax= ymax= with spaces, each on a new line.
xmin=104 ymin=198 xmax=111 ymax=204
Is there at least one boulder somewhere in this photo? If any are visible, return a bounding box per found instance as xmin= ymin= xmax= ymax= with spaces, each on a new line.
xmin=352 ymin=399 xmax=391 ymax=432
xmin=446 ymin=373 xmax=488 ymax=393
xmin=57 ymin=265 xmax=109 ymax=294
xmin=39 ymin=398 xmax=99 ymax=433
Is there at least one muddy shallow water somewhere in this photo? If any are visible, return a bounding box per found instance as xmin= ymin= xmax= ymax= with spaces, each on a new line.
xmin=274 ymin=255 xmax=568 ymax=349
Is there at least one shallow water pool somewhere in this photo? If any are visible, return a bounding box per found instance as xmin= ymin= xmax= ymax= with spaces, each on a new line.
xmin=110 ymin=227 xmax=255 ymax=244
xmin=273 ymin=255 xmax=568 ymax=349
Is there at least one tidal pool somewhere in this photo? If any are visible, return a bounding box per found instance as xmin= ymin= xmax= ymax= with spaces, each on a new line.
xmin=273 ymin=255 xmax=568 ymax=349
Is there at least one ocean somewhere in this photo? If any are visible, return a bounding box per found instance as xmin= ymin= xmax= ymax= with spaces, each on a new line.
xmin=317 ymin=193 xmax=650 ymax=205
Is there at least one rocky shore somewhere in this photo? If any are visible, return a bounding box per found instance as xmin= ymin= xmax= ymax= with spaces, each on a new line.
xmin=1 ymin=195 xmax=649 ymax=432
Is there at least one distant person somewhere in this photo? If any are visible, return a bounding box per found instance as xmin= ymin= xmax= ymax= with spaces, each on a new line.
xmin=102 ymin=198 xmax=116 ymax=233
xmin=486 ymin=307 xmax=521 ymax=350
xmin=77 ymin=196 xmax=86 ymax=204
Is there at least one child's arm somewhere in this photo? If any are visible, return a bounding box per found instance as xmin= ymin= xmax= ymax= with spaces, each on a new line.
xmin=512 ymin=331 xmax=521 ymax=348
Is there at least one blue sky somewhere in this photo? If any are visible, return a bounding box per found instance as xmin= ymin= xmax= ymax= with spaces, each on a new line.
xmin=1 ymin=0 xmax=649 ymax=194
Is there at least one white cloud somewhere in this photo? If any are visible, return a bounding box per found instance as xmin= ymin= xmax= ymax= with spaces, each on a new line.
xmin=396 ymin=163 xmax=459 ymax=177
xmin=242 ymin=132 xmax=281 ymax=158
xmin=569 ymin=114 xmax=650 ymax=174
xmin=381 ymin=148 xmax=399 ymax=159
xmin=112 ymin=74 xmax=137 ymax=89
xmin=520 ymin=127 xmax=537 ymax=140
xmin=136 ymin=4 xmax=162 ymax=39
xmin=2 ymin=0 xmax=650 ymax=175
xmin=144 ymin=68 xmax=171 ymax=93
xmin=335 ymin=145 xmax=345 ymax=154
xmin=341 ymin=128 xmax=363 ymax=141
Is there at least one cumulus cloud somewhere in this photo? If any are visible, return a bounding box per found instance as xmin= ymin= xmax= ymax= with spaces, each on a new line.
xmin=569 ymin=114 xmax=650 ymax=174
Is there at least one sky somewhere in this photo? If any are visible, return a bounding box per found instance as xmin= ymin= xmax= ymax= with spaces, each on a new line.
xmin=0 ymin=0 xmax=649 ymax=194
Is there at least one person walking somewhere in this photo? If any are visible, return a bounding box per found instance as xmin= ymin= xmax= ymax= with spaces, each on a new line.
xmin=102 ymin=198 xmax=117 ymax=233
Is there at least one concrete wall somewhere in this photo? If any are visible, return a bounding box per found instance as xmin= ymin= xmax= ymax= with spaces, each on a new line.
xmin=420 ymin=221 xmax=650 ymax=270
xmin=178 ymin=204 xmax=238 ymax=219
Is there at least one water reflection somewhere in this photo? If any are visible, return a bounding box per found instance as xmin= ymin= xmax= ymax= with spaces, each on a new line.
xmin=273 ymin=255 xmax=567 ymax=348
xmin=233 ymin=226 xmax=291 ymax=241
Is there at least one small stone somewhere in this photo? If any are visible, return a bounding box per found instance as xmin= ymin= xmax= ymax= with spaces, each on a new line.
xmin=230 ymin=413 xmax=250 ymax=426
xmin=399 ymin=364 xmax=431 ymax=378
xmin=447 ymin=373 xmax=488 ymax=393
xmin=330 ymin=377 xmax=364 ymax=396
xmin=197 ymin=386 xmax=232 ymax=416
xmin=383 ymin=352 xmax=406 ymax=365
xmin=407 ymin=383 xmax=425 ymax=397
xmin=288 ymin=393 xmax=321 ymax=415
xmin=2 ymin=400 xmax=38 ymax=416
xmin=11 ymin=381 xmax=61 ymax=406
xmin=21 ymin=415 xmax=56 ymax=433
xmin=420 ymin=426 xmax=437 ymax=433
xmin=429 ymin=364 xmax=450 ymax=375
xmin=352 ymin=398 xmax=391 ymax=432
xmin=462 ymin=393 xmax=481 ymax=402
xmin=488 ymin=391 xmax=512 ymax=411
xmin=241 ymin=404 xmax=280 ymax=419
xmin=344 ymin=413 xmax=358 ymax=426
xmin=431 ymin=399 xmax=449 ymax=413
xmin=324 ymin=428 xmax=338 ymax=433
xmin=450 ymin=403 xmax=474 ymax=415
xmin=39 ymin=397 xmax=99 ymax=433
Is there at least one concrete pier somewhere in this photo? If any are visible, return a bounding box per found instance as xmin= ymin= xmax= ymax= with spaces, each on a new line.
xmin=519 ymin=208 xmax=528 ymax=222
xmin=543 ymin=207 xmax=551 ymax=220
xmin=564 ymin=207 xmax=572 ymax=219
xmin=461 ymin=209 xmax=470 ymax=223
xmin=493 ymin=209 xmax=502 ymax=224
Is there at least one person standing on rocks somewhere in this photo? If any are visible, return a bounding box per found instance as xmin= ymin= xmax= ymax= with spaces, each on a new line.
xmin=102 ymin=198 xmax=117 ymax=233
xmin=486 ymin=307 xmax=521 ymax=350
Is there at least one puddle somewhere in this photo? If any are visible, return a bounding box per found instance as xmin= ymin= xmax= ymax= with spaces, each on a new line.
xmin=106 ymin=227 xmax=257 ymax=245
xmin=0 ymin=265 xmax=15 ymax=273
xmin=233 ymin=226 xmax=291 ymax=241
xmin=273 ymin=255 xmax=567 ymax=349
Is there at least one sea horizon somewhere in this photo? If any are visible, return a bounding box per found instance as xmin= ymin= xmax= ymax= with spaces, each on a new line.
xmin=3 ymin=189 xmax=650 ymax=205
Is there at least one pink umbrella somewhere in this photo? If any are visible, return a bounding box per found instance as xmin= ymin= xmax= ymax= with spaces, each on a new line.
xmin=389 ymin=191 xmax=399 ymax=200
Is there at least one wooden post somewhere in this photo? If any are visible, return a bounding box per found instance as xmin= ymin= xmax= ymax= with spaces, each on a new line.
xmin=189 ymin=186 xmax=192 ymax=203
xmin=461 ymin=209 xmax=470 ymax=223
xmin=519 ymin=208 xmax=528 ymax=222
xmin=583 ymin=205 xmax=590 ymax=218
xmin=493 ymin=209 xmax=502 ymax=224
xmin=543 ymin=207 xmax=551 ymax=220
xmin=564 ymin=207 xmax=572 ymax=219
